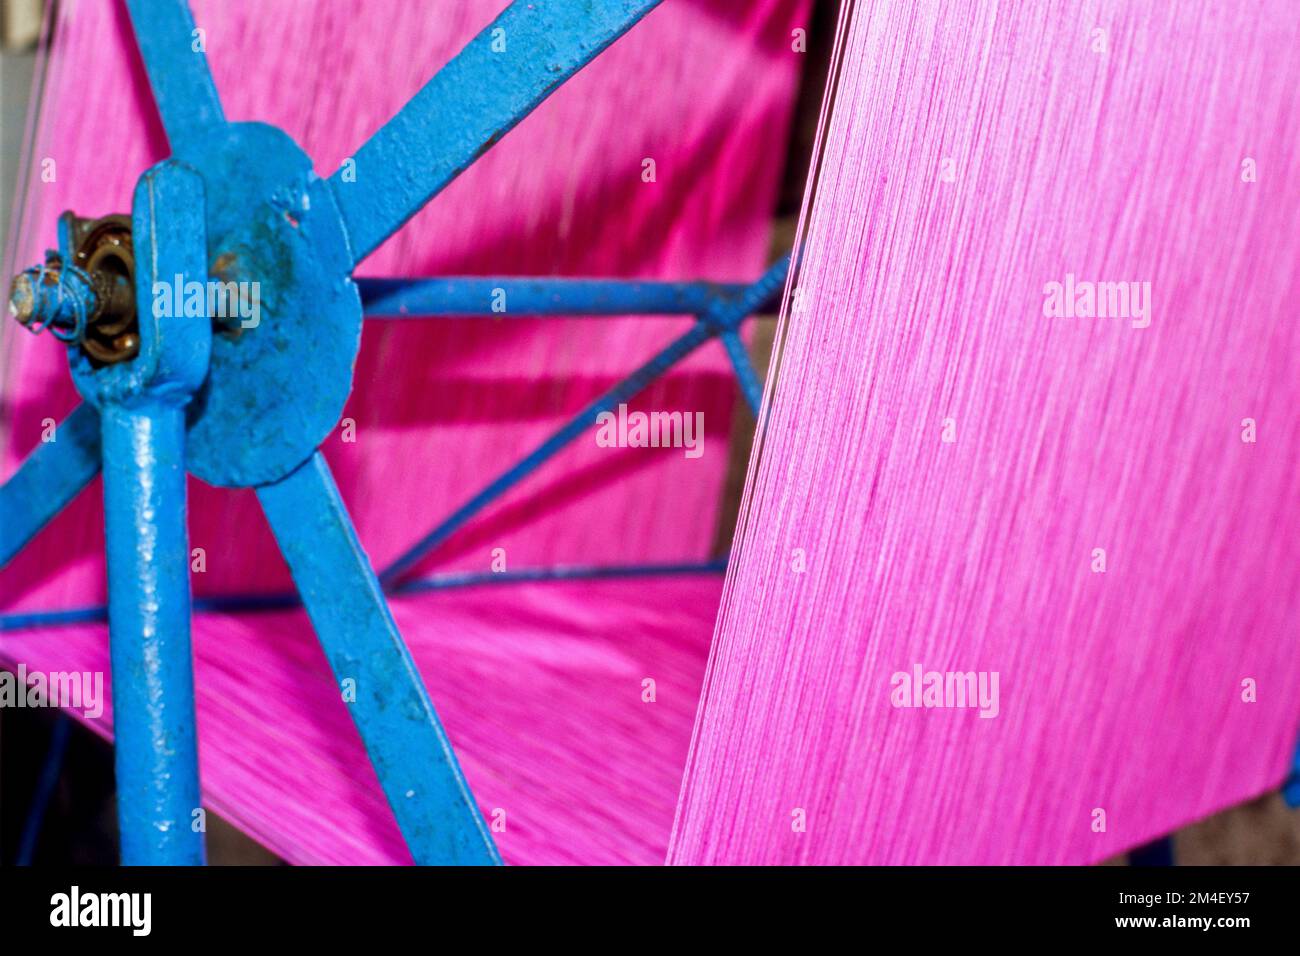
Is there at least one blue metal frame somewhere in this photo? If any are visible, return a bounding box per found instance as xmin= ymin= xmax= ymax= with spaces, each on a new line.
xmin=102 ymin=398 xmax=205 ymax=865
xmin=0 ymin=0 xmax=786 ymax=866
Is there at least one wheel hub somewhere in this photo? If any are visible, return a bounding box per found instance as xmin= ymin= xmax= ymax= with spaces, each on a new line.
xmin=8 ymin=121 xmax=362 ymax=489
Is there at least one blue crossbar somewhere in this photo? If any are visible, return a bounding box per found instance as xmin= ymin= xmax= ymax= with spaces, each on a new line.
xmin=376 ymin=257 xmax=789 ymax=586
xmin=360 ymin=277 xmax=748 ymax=317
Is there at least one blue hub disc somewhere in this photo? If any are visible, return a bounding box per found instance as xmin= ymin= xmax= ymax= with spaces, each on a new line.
xmin=171 ymin=122 xmax=361 ymax=488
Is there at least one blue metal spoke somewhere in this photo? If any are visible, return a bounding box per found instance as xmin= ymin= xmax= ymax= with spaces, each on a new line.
xmin=102 ymin=161 xmax=210 ymax=867
xmin=0 ymin=403 xmax=101 ymax=568
xmin=329 ymin=0 xmax=664 ymax=265
xmin=124 ymin=0 xmax=225 ymax=151
xmin=360 ymin=277 xmax=745 ymax=317
xmin=256 ymin=452 xmax=500 ymax=865
xmin=379 ymin=319 xmax=715 ymax=586
xmin=719 ymin=329 xmax=764 ymax=416
xmin=102 ymin=402 xmax=204 ymax=866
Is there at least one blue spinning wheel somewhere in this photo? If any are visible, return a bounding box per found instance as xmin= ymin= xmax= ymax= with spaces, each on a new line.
xmin=0 ymin=0 xmax=787 ymax=865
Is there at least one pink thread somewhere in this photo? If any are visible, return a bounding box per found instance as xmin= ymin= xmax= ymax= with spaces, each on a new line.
xmin=671 ymin=0 xmax=1300 ymax=865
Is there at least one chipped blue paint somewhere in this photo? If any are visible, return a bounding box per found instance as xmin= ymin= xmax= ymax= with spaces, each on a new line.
xmin=171 ymin=122 xmax=362 ymax=488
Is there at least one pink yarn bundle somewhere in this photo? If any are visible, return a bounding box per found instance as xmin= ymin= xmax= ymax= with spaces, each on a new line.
xmin=670 ymin=0 xmax=1300 ymax=864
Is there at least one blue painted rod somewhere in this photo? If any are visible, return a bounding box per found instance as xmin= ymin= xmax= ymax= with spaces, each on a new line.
xmin=395 ymin=557 xmax=728 ymax=594
xmin=359 ymin=277 xmax=747 ymax=317
xmin=257 ymin=452 xmax=501 ymax=865
xmin=0 ymin=605 xmax=111 ymax=630
xmin=719 ymin=329 xmax=764 ymax=416
xmin=123 ymin=0 xmax=225 ymax=151
xmin=0 ymin=560 xmax=729 ymax=631
xmin=330 ymin=0 xmax=665 ymax=264
xmin=379 ymin=319 xmax=716 ymax=586
xmin=101 ymin=401 xmax=205 ymax=865
xmin=0 ymin=403 xmax=101 ymax=568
